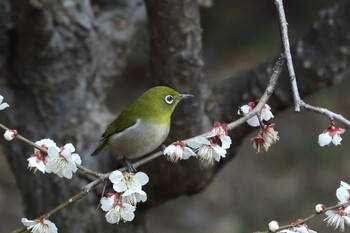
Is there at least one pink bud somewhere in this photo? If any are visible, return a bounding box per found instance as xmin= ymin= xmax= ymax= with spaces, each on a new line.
xmin=315 ymin=204 xmax=326 ymax=213
xmin=4 ymin=129 xmax=17 ymax=141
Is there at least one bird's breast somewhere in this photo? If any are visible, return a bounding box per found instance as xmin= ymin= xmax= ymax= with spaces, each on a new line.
xmin=108 ymin=119 xmax=170 ymax=159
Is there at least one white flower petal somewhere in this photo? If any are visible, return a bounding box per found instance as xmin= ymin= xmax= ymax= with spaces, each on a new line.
xmin=101 ymin=196 xmax=114 ymax=212
xmin=63 ymin=143 xmax=75 ymax=154
xmin=182 ymin=147 xmax=196 ymax=159
xmin=212 ymin=145 xmax=227 ymax=157
xmin=109 ymin=170 xmax=124 ymax=184
xmin=133 ymin=172 xmax=149 ymax=186
xmin=121 ymin=204 xmax=136 ymax=222
xmin=105 ymin=207 xmax=121 ymax=224
xmin=122 ymin=189 xmax=147 ymax=205
xmin=113 ymin=182 xmax=128 ymax=193
xmin=72 ymin=153 xmax=82 ymax=165
xmin=260 ymin=104 xmax=274 ymax=121
xmin=36 ymin=139 xmax=57 ymax=148
xmin=127 ymin=180 xmax=142 ymax=192
xmin=187 ymin=136 xmax=210 ymax=148
xmin=21 ymin=218 xmax=57 ymax=233
xmin=0 ymin=103 xmax=9 ymax=110
xmin=340 ymin=181 xmax=350 ymax=189
xmin=163 ymin=145 xmax=177 ymax=155
xmin=336 ymin=187 xmax=350 ymax=204
xmin=211 ymin=145 xmax=227 ymax=162
xmin=220 ymin=135 xmax=232 ymax=149
xmin=247 ymin=116 xmax=260 ymax=127
xmin=21 ymin=218 xmax=35 ymax=227
xmin=42 ymin=219 xmax=58 ymax=233
xmin=318 ymin=132 xmax=332 ymax=146
xmin=47 ymin=146 xmax=59 ymax=158
xmin=238 ymin=105 xmax=250 ymax=114
xmin=27 ymin=157 xmax=46 ymax=173
xmin=332 ymin=134 xmax=342 ymax=146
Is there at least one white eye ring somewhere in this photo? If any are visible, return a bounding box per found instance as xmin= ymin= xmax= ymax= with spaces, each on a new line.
xmin=165 ymin=95 xmax=174 ymax=104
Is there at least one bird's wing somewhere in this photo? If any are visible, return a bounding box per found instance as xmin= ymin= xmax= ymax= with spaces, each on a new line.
xmin=91 ymin=110 xmax=138 ymax=156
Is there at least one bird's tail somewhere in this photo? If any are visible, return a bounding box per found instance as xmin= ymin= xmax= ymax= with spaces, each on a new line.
xmin=91 ymin=141 xmax=107 ymax=156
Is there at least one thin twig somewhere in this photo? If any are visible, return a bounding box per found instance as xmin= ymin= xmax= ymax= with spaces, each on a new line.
xmin=257 ymin=201 xmax=350 ymax=233
xmin=227 ymin=56 xmax=284 ymax=131
xmin=274 ymin=0 xmax=301 ymax=111
xmin=300 ymin=101 xmax=350 ymax=128
xmin=0 ymin=123 xmax=101 ymax=179
xmin=274 ymin=0 xmax=350 ymax=128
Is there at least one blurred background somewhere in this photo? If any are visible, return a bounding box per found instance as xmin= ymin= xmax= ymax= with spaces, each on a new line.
xmin=1 ymin=0 xmax=349 ymax=232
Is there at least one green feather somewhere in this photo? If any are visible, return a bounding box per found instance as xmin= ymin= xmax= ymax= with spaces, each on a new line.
xmin=91 ymin=111 xmax=137 ymax=156
xmin=91 ymin=86 xmax=183 ymax=156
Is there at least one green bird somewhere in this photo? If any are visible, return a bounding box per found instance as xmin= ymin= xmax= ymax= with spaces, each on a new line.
xmin=91 ymin=86 xmax=193 ymax=171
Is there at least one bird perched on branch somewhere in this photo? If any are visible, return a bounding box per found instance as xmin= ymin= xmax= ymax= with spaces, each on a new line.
xmin=91 ymin=86 xmax=193 ymax=172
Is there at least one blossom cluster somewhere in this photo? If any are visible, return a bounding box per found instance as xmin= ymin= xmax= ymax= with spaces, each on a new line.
xmin=238 ymin=101 xmax=274 ymax=127
xmin=100 ymin=170 xmax=149 ymax=224
xmin=323 ymin=181 xmax=350 ymax=232
xmin=26 ymin=138 xmax=82 ymax=179
xmin=267 ymin=181 xmax=350 ymax=233
xmin=21 ymin=218 xmax=57 ymax=233
xmin=238 ymin=102 xmax=280 ymax=153
xmin=318 ymin=124 xmax=345 ymax=147
xmin=163 ymin=122 xmax=232 ymax=164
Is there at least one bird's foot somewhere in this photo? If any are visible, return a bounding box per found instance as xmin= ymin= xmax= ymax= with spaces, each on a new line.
xmin=161 ymin=144 xmax=167 ymax=151
xmin=123 ymin=157 xmax=137 ymax=173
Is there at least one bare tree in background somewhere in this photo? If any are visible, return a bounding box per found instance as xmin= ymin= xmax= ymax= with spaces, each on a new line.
xmin=1 ymin=0 xmax=350 ymax=232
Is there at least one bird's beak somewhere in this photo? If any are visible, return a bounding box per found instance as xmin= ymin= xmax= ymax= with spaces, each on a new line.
xmin=178 ymin=94 xmax=194 ymax=100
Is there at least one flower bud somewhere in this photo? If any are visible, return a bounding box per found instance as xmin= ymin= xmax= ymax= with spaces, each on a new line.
xmin=268 ymin=220 xmax=279 ymax=232
xmin=4 ymin=129 xmax=17 ymax=141
xmin=315 ymin=203 xmax=326 ymax=213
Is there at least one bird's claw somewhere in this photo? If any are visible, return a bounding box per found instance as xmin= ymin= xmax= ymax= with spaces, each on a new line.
xmin=123 ymin=157 xmax=137 ymax=173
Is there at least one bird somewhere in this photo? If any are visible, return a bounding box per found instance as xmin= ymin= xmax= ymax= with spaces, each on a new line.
xmin=91 ymin=86 xmax=193 ymax=172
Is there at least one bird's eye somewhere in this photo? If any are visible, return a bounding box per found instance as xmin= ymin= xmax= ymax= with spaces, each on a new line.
xmin=164 ymin=95 xmax=174 ymax=105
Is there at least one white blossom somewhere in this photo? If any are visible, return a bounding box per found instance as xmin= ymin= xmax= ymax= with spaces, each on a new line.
xmin=101 ymin=193 xmax=136 ymax=224
xmin=109 ymin=170 xmax=149 ymax=193
xmin=27 ymin=155 xmax=46 ymax=173
xmin=238 ymin=102 xmax=274 ymax=127
xmin=21 ymin=218 xmax=58 ymax=233
xmin=336 ymin=181 xmax=350 ymax=204
xmin=251 ymin=133 xmax=270 ymax=153
xmin=27 ymin=139 xmax=58 ymax=173
xmin=0 ymin=95 xmax=9 ymax=110
xmin=318 ymin=125 xmax=345 ymax=146
xmin=46 ymin=143 xmax=82 ymax=179
xmin=324 ymin=208 xmax=350 ymax=232
xmin=206 ymin=122 xmax=232 ymax=149
xmin=163 ymin=141 xmax=196 ymax=163
xmin=187 ymin=136 xmax=227 ymax=164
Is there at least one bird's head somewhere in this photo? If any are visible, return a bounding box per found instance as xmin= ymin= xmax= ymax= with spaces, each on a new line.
xmin=136 ymin=86 xmax=193 ymax=121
